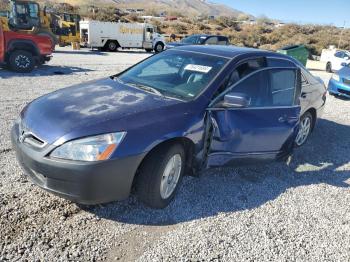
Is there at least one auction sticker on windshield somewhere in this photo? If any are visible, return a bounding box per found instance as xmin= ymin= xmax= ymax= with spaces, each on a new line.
xmin=184 ymin=64 xmax=212 ymax=73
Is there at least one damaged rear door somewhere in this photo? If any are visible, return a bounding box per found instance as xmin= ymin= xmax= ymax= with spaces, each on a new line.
xmin=205 ymin=67 xmax=301 ymax=167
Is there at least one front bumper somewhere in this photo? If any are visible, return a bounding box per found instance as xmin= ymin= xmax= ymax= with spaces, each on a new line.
xmin=328 ymin=78 xmax=350 ymax=98
xmin=11 ymin=125 xmax=145 ymax=205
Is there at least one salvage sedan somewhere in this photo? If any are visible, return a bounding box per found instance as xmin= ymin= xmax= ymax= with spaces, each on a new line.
xmin=12 ymin=46 xmax=326 ymax=209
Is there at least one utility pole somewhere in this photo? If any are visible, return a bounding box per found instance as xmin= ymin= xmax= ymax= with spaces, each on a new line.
xmin=338 ymin=21 xmax=346 ymax=49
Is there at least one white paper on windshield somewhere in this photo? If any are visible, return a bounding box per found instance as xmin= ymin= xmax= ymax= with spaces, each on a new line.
xmin=184 ymin=64 xmax=212 ymax=73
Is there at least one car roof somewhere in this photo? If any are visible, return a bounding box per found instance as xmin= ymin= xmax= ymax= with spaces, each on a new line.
xmin=190 ymin=34 xmax=227 ymax=38
xmin=173 ymin=45 xmax=283 ymax=60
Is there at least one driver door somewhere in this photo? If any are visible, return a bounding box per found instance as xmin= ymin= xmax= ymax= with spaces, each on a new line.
xmin=206 ymin=67 xmax=301 ymax=167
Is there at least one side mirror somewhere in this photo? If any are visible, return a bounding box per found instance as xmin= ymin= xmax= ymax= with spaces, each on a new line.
xmin=220 ymin=92 xmax=251 ymax=108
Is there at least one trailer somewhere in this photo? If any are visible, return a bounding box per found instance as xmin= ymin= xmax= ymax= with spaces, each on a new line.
xmin=80 ymin=21 xmax=166 ymax=53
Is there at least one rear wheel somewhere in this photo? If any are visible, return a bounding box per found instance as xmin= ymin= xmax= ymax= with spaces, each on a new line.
xmin=136 ymin=144 xmax=185 ymax=209
xmin=295 ymin=112 xmax=313 ymax=147
xmin=8 ymin=50 xmax=35 ymax=73
xmin=107 ymin=41 xmax=118 ymax=52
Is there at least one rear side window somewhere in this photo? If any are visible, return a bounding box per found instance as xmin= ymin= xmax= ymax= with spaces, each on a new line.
xmin=218 ymin=36 xmax=228 ymax=45
xmin=268 ymin=58 xmax=295 ymax=68
xmin=270 ymin=70 xmax=297 ymax=106
xmin=205 ymin=37 xmax=218 ymax=45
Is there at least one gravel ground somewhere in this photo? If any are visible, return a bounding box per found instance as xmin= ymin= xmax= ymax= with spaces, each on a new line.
xmin=0 ymin=47 xmax=349 ymax=261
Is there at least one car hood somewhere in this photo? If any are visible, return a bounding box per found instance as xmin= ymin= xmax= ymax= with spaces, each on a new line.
xmin=21 ymin=78 xmax=186 ymax=144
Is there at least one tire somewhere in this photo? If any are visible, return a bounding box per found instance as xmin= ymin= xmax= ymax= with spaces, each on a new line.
xmin=295 ymin=112 xmax=313 ymax=147
xmin=136 ymin=143 xmax=185 ymax=209
xmin=326 ymin=62 xmax=332 ymax=73
xmin=107 ymin=41 xmax=118 ymax=52
xmin=8 ymin=50 xmax=35 ymax=73
xmin=154 ymin=42 xmax=164 ymax=53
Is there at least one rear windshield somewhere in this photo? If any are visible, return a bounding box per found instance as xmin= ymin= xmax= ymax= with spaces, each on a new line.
xmin=118 ymin=50 xmax=228 ymax=100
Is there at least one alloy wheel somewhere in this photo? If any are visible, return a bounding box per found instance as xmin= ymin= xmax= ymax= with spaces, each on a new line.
xmin=295 ymin=116 xmax=312 ymax=146
xmin=15 ymin=55 xmax=30 ymax=69
xmin=160 ymin=154 xmax=182 ymax=199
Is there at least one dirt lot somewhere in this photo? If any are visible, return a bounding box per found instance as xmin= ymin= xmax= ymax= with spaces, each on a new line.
xmin=0 ymin=47 xmax=349 ymax=261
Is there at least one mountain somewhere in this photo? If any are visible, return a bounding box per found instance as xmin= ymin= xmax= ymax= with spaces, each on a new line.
xmin=44 ymin=0 xmax=247 ymax=17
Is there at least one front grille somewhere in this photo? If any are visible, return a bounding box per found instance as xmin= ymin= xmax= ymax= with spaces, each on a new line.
xmin=343 ymin=78 xmax=350 ymax=86
xmin=338 ymin=88 xmax=350 ymax=96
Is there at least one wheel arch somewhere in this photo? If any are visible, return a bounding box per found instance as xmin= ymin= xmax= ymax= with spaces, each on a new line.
xmin=132 ymin=137 xmax=196 ymax=187
xmin=6 ymin=40 xmax=39 ymax=59
xmin=304 ymin=107 xmax=317 ymax=131
xmin=104 ymin=39 xmax=121 ymax=49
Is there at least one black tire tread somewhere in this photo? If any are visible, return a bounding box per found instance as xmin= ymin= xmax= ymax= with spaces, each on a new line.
xmin=136 ymin=143 xmax=185 ymax=209
xmin=9 ymin=50 xmax=35 ymax=73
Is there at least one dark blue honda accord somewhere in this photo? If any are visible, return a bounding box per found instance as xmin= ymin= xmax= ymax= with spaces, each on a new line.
xmin=12 ymin=45 xmax=326 ymax=208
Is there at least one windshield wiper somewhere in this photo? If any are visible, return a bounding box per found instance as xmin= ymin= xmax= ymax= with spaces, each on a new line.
xmin=126 ymin=82 xmax=164 ymax=96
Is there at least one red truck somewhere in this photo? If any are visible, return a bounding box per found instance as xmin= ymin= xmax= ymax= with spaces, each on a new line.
xmin=0 ymin=24 xmax=53 ymax=73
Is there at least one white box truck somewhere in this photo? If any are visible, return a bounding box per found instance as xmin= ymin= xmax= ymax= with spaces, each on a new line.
xmin=80 ymin=21 xmax=166 ymax=53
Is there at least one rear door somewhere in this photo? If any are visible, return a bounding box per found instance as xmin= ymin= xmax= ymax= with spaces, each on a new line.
xmin=206 ymin=66 xmax=301 ymax=167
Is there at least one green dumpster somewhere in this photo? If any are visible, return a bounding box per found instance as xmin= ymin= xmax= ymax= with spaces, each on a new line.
xmin=277 ymin=45 xmax=309 ymax=66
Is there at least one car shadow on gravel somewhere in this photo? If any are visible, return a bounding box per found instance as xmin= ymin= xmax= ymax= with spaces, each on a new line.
xmin=0 ymin=65 xmax=94 ymax=79
xmin=82 ymin=118 xmax=350 ymax=225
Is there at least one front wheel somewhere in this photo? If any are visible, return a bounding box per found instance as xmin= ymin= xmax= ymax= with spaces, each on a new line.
xmin=295 ymin=112 xmax=313 ymax=147
xmin=8 ymin=50 xmax=35 ymax=73
xmin=154 ymin=42 xmax=164 ymax=53
xmin=136 ymin=144 xmax=185 ymax=209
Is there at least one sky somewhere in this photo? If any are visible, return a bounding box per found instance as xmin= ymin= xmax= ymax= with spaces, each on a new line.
xmin=217 ymin=0 xmax=349 ymax=27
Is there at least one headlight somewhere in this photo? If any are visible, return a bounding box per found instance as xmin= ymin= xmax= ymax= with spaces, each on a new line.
xmin=332 ymin=74 xmax=340 ymax=82
xmin=50 ymin=132 xmax=126 ymax=162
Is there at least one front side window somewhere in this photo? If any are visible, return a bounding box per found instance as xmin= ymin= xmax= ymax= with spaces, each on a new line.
xmin=118 ymin=51 xmax=228 ymax=100
xmin=229 ymin=68 xmax=297 ymax=107
xmin=335 ymin=51 xmax=344 ymax=58
xmin=214 ymin=57 xmax=267 ymax=97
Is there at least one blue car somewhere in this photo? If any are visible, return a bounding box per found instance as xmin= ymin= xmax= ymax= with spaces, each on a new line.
xmin=12 ymin=45 xmax=326 ymax=208
xmin=328 ymin=63 xmax=350 ymax=98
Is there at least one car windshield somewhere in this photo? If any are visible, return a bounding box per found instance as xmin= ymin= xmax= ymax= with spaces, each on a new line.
xmin=118 ymin=50 xmax=228 ymax=100
xmin=181 ymin=35 xmax=199 ymax=44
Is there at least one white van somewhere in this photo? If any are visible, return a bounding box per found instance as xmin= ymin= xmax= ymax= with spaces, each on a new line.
xmin=80 ymin=21 xmax=166 ymax=53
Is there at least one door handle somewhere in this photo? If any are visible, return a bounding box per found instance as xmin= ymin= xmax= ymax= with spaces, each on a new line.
xmin=301 ymin=92 xmax=307 ymax=99
xmin=279 ymin=115 xmax=298 ymax=123
xmin=278 ymin=116 xmax=287 ymax=123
